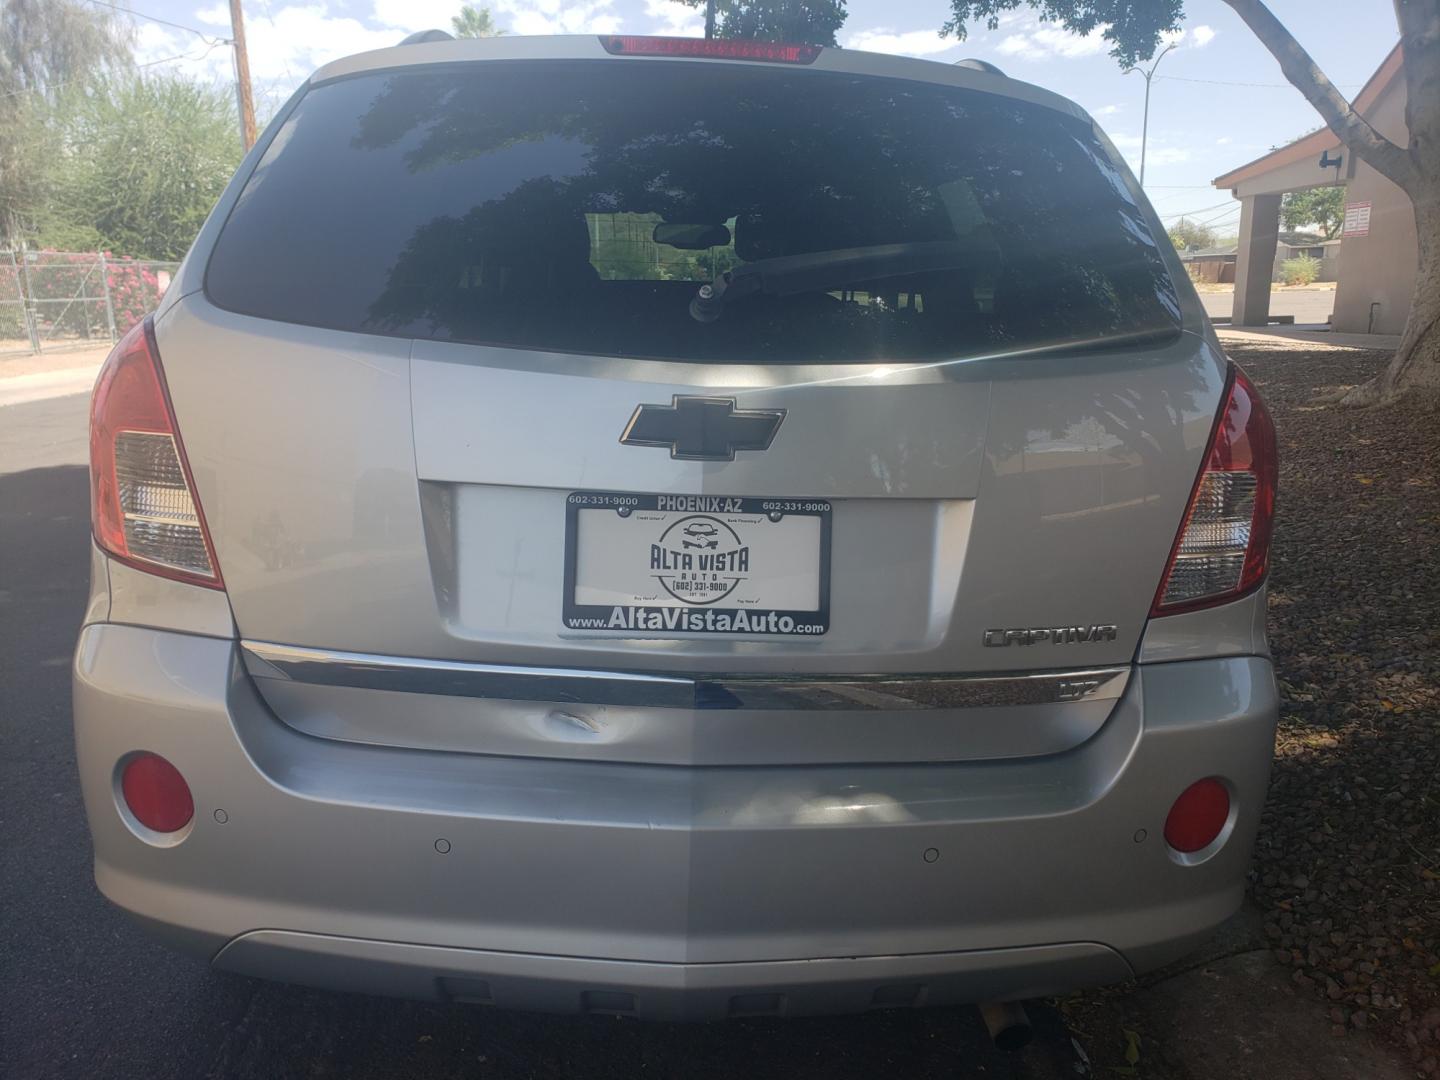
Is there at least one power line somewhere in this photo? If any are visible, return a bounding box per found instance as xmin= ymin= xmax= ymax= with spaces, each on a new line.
xmin=1162 ymin=199 xmax=1238 ymax=219
xmin=1146 ymin=190 xmax=1227 ymax=207
xmin=1187 ymin=205 xmax=1243 ymax=231
xmin=138 ymin=40 xmax=229 ymax=68
xmin=0 ymin=37 xmax=230 ymax=96
xmin=80 ymin=0 xmax=230 ymax=44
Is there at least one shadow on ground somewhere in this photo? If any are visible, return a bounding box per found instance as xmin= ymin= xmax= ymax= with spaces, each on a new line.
xmin=0 ymin=461 xmax=1084 ymax=1079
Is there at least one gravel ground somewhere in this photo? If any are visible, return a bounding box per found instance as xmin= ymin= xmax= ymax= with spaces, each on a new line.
xmin=1238 ymin=340 xmax=1440 ymax=1073
xmin=1064 ymin=339 xmax=1440 ymax=1078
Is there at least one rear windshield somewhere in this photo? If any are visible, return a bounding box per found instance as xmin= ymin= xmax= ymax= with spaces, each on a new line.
xmin=206 ymin=60 xmax=1181 ymax=364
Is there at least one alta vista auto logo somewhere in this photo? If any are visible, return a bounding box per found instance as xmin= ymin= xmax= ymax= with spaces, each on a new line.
xmin=650 ymin=515 xmax=751 ymax=604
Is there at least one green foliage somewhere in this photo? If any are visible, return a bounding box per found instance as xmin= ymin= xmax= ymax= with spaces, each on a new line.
xmin=940 ymin=0 xmax=1184 ymax=67
xmin=32 ymin=76 xmax=241 ymax=260
xmin=674 ymin=0 xmax=848 ymax=46
xmin=588 ymin=213 xmax=739 ymax=281
xmin=1281 ymin=187 xmax=1345 ymax=240
xmin=1167 ymin=216 xmax=1218 ymax=252
xmin=451 ymin=5 xmax=504 ymax=37
xmin=1279 ymin=254 xmax=1320 ymax=286
xmin=0 ymin=0 xmax=133 ymax=243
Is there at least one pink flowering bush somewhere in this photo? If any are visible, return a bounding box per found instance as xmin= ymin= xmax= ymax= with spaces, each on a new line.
xmin=104 ymin=256 xmax=163 ymax=336
xmin=9 ymin=250 xmax=168 ymax=341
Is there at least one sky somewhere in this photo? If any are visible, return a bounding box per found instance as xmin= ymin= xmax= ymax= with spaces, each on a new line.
xmin=117 ymin=0 xmax=1401 ymax=236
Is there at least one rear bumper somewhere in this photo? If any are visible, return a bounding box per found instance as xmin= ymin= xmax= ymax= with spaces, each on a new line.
xmin=74 ymin=624 xmax=1277 ymax=1019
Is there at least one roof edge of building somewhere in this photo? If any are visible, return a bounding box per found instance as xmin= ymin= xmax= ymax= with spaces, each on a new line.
xmin=1211 ymin=42 xmax=1404 ymax=191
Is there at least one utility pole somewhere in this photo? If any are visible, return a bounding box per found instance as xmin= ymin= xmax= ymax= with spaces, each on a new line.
xmin=704 ymin=0 xmax=716 ymax=38
xmin=1125 ymin=42 xmax=1176 ymax=187
xmin=229 ymin=0 xmax=257 ymax=151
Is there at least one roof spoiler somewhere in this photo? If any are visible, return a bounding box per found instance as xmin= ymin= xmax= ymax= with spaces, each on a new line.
xmin=398 ymin=29 xmax=454 ymax=45
xmin=953 ymin=58 xmax=1005 ymax=76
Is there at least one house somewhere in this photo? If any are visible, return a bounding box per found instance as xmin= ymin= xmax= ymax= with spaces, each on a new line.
xmin=1212 ymin=44 xmax=1413 ymax=332
xmin=1178 ymin=246 xmax=1237 ymax=283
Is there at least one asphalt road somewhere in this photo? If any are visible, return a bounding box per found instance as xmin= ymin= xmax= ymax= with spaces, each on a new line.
xmin=1198 ymin=286 xmax=1336 ymax=325
xmin=0 ymin=390 xmax=1089 ymax=1079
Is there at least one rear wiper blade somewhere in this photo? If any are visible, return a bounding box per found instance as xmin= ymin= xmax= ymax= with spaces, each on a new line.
xmin=689 ymin=241 xmax=994 ymax=323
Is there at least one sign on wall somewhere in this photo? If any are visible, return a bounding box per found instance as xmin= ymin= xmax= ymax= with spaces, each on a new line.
xmin=1342 ymin=201 xmax=1372 ymax=237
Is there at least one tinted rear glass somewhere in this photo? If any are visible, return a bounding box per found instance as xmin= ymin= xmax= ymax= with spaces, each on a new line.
xmin=206 ymin=61 xmax=1181 ymax=363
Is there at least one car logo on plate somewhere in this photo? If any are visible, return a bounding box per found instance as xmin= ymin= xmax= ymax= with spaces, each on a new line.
xmin=621 ymin=396 xmax=786 ymax=461
xmin=650 ymin=515 xmax=750 ymax=604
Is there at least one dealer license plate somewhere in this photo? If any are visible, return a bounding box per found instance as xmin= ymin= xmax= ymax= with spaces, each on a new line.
xmin=563 ymin=492 xmax=831 ymax=636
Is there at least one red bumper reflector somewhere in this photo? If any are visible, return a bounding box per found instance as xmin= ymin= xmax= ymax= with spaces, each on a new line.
xmin=121 ymin=753 xmax=194 ymax=833
xmin=1163 ymin=778 xmax=1230 ymax=853
xmin=599 ymin=36 xmax=821 ymax=64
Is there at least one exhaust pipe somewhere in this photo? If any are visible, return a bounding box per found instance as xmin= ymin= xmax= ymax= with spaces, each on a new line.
xmin=978 ymin=1000 xmax=1033 ymax=1052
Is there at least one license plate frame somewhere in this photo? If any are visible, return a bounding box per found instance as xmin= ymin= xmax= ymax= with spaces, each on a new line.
xmin=562 ymin=491 xmax=831 ymax=637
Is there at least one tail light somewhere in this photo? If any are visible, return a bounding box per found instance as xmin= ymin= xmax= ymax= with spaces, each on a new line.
xmin=1151 ymin=364 xmax=1275 ymax=615
xmin=89 ymin=317 xmax=223 ymax=589
xmin=599 ymin=36 xmax=821 ymax=64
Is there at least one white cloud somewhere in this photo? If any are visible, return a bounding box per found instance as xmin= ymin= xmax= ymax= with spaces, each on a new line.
xmin=1034 ymin=25 xmax=1106 ymax=57
xmin=1094 ymin=103 xmax=1122 ymax=116
xmin=994 ymin=34 xmax=1043 ymax=61
xmin=645 ymin=0 xmax=702 ymax=37
xmin=134 ymin=2 xmax=402 ymax=113
xmin=1161 ymin=24 xmax=1217 ymax=50
xmin=1216 ymin=135 xmax=1233 ymax=145
xmin=846 ymin=27 xmax=958 ymax=57
xmin=995 ymin=23 xmax=1107 ymax=61
xmin=239 ymin=4 xmax=398 ymax=79
xmin=492 ymin=0 xmax=621 ymax=34
xmin=371 ymin=0 xmax=467 ymax=30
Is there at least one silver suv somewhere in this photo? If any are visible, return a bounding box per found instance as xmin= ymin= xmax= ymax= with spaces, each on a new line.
xmin=73 ymin=34 xmax=1278 ymax=1020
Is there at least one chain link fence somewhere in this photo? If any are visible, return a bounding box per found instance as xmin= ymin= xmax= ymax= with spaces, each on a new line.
xmin=1 ymin=251 xmax=181 ymax=358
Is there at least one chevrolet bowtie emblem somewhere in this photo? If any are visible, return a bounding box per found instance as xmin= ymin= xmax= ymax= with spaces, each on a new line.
xmin=620 ymin=396 xmax=786 ymax=461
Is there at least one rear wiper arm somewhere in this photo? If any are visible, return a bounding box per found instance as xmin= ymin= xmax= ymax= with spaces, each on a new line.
xmin=689 ymin=241 xmax=993 ymax=323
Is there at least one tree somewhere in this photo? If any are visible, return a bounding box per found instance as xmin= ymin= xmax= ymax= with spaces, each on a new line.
xmin=1281 ymin=186 xmax=1346 ymax=239
xmin=676 ymin=0 xmax=849 ymax=46
xmin=451 ymin=5 xmax=504 ymax=37
xmin=34 ymin=75 xmax=241 ymax=260
xmin=942 ymin=0 xmax=1440 ymax=406
xmin=1168 ymin=217 xmax=1219 ymax=251
xmin=0 ymin=0 xmax=132 ymax=244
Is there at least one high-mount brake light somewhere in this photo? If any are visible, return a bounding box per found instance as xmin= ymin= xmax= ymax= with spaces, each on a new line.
xmin=89 ymin=317 xmax=223 ymax=589
xmin=1151 ymin=363 xmax=1276 ymax=615
xmin=599 ymin=36 xmax=821 ymax=64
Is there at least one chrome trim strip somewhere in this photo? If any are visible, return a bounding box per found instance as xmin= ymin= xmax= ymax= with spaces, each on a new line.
xmin=241 ymin=641 xmax=1129 ymax=712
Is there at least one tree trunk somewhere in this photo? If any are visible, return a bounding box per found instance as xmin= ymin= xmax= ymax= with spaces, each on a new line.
xmin=1222 ymin=0 xmax=1440 ymax=406
xmin=1343 ymin=190 xmax=1440 ymax=405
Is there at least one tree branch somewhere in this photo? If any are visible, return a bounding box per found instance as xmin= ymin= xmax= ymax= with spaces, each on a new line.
xmin=1222 ymin=0 xmax=1419 ymax=192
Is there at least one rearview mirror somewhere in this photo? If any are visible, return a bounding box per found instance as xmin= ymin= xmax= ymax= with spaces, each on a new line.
xmin=653 ymin=222 xmax=732 ymax=250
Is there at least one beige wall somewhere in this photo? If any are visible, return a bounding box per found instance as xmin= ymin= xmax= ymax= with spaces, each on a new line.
xmin=1332 ymin=78 xmax=1416 ymax=334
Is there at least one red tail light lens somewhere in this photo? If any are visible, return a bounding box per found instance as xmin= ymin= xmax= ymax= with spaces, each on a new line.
xmin=599 ymin=36 xmax=821 ymax=64
xmin=1163 ymin=778 xmax=1230 ymax=853
xmin=121 ymin=753 xmax=194 ymax=833
xmin=90 ymin=317 xmax=223 ymax=589
xmin=1151 ymin=364 xmax=1275 ymax=615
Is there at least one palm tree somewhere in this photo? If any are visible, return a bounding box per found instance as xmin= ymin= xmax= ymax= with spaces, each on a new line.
xmin=451 ymin=5 xmax=504 ymax=37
